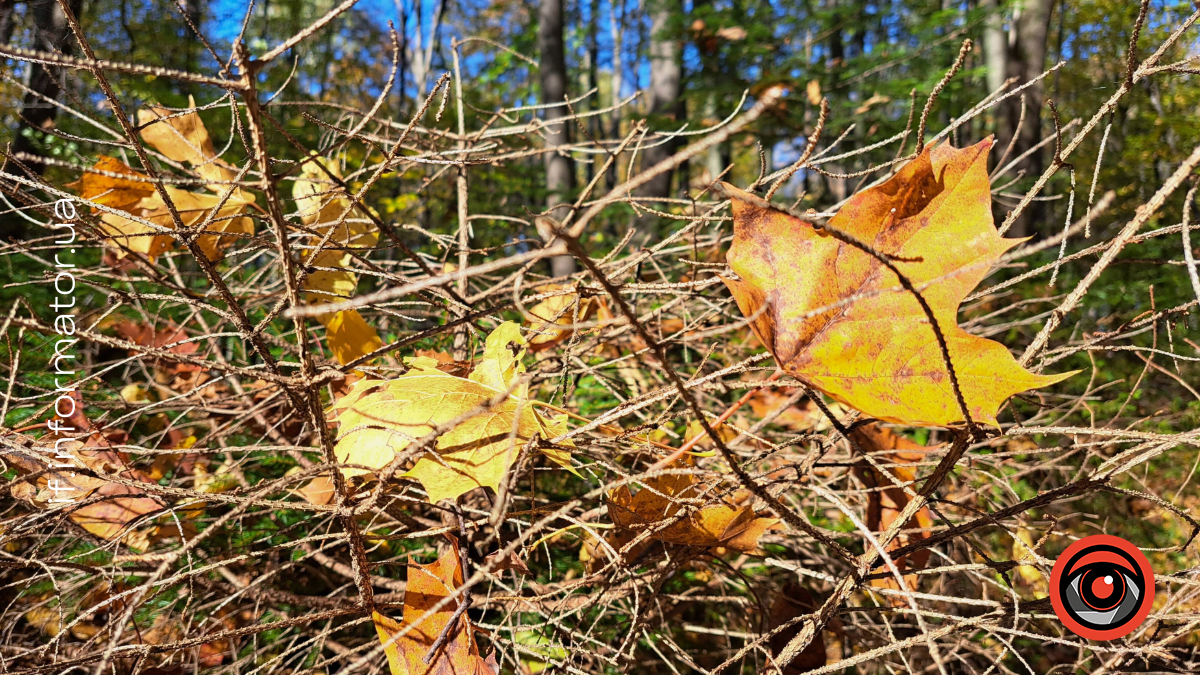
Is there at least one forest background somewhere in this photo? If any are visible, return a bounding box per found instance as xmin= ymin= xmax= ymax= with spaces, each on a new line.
xmin=2 ymin=0 xmax=1200 ymax=673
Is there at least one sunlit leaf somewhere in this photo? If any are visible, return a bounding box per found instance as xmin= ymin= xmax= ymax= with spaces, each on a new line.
xmin=330 ymin=322 xmax=574 ymax=503
xmin=722 ymin=140 xmax=1073 ymax=427
xmin=373 ymin=537 xmax=498 ymax=675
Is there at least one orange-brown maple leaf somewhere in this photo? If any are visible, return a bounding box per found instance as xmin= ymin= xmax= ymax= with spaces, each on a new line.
xmin=606 ymin=456 xmax=779 ymax=553
xmin=850 ymin=423 xmax=936 ymax=605
xmin=373 ymin=537 xmax=497 ymax=675
xmin=721 ymin=140 xmax=1072 ymax=427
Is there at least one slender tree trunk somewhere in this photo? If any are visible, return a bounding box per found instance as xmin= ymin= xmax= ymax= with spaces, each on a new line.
xmin=584 ymin=0 xmax=600 ymax=184
xmin=693 ymin=0 xmax=727 ymax=188
xmin=1002 ymin=0 xmax=1054 ymax=238
xmin=0 ymin=2 xmax=19 ymax=45
xmin=539 ymin=0 xmax=576 ymax=276
xmin=981 ymin=0 xmax=1007 ymax=95
xmin=10 ymin=0 xmax=83 ymax=177
xmin=703 ymin=93 xmax=726 ymax=185
xmin=636 ymin=0 xmax=684 ymax=207
xmin=824 ymin=0 xmax=846 ymax=201
xmin=606 ymin=0 xmax=624 ymax=189
xmin=176 ymin=0 xmax=205 ymax=97
xmin=982 ymin=0 xmax=1008 ymax=152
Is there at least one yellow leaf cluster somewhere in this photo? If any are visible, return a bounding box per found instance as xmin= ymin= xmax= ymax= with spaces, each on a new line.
xmin=71 ymin=97 xmax=255 ymax=262
xmin=330 ymin=322 xmax=574 ymax=503
xmin=292 ymin=157 xmax=383 ymax=365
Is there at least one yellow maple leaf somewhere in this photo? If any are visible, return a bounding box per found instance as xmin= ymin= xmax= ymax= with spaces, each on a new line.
xmin=325 ymin=309 xmax=383 ymax=365
xmin=292 ymin=157 xmax=383 ymax=366
xmin=523 ymin=284 xmax=597 ymax=352
xmin=137 ymin=95 xmax=238 ymax=186
xmin=721 ymin=140 xmax=1074 ymax=427
xmin=330 ymin=322 xmax=575 ymax=503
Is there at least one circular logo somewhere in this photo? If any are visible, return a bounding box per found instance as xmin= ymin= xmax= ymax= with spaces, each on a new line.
xmin=1049 ymin=534 xmax=1154 ymax=640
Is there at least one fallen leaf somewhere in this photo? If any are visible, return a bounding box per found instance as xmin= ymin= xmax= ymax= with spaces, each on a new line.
xmin=73 ymin=155 xmax=254 ymax=262
xmin=148 ymin=431 xmax=199 ymax=481
xmin=115 ymin=321 xmax=205 ymax=389
xmin=682 ymin=419 xmax=739 ymax=450
xmin=767 ymin=583 xmax=827 ymax=674
xmin=69 ymin=480 xmax=166 ymax=543
xmin=70 ymin=621 xmax=100 ymax=640
xmin=524 ymin=285 xmax=596 ymax=352
xmin=330 ymin=322 xmax=574 ymax=503
xmin=745 ymin=389 xmax=820 ymax=432
xmin=1012 ymin=527 xmax=1047 ymax=596
xmin=5 ymin=432 xmax=165 ymax=544
xmin=721 ymin=140 xmax=1073 ymax=427
xmin=854 ymin=92 xmax=891 ymax=115
xmin=415 ymin=349 xmax=473 ymax=378
xmin=115 ymin=321 xmax=200 ymax=365
xmin=606 ymin=456 xmax=779 ymax=553
xmin=121 ymin=384 xmax=152 ymax=404
xmin=10 ymin=480 xmax=37 ymax=502
xmin=23 ymin=606 xmax=61 ymax=638
xmin=137 ymin=96 xmax=237 ymax=186
xmin=484 ymin=549 xmax=531 ymax=576
xmin=325 ymin=309 xmax=384 ymax=366
xmin=194 ymin=461 xmax=240 ymax=494
xmin=850 ymin=423 xmax=935 ymax=605
xmin=68 ymin=155 xmax=154 ymax=212
xmin=289 ymin=468 xmax=337 ymax=506
xmin=373 ymin=536 xmax=497 ymax=675
xmin=70 ymin=99 xmax=257 ymax=263
xmin=147 ymin=186 xmax=256 ymax=262
xmin=7 ymin=405 xmax=168 ymax=545
xmin=293 ymin=158 xmax=383 ymax=365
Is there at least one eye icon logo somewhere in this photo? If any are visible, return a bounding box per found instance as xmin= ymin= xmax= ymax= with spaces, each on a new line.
xmin=1049 ymin=534 xmax=1154 ymax=640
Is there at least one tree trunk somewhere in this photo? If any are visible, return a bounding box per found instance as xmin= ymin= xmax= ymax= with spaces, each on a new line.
xmin=606 ymin=0 xmax=624 ymax=189
xmin=981 ymin=0 xmax=1007 ymax=96
xmin=636 ymin=0 xmax=684 ymax=208
xmin=824 ymin=0 xmax=846 ymax=201
xmin=703 ymin=93 xmax=728 ymax=185
xmin=1002 ymin=0 xmax=1054 ymax=238
xmin=539 ymin=0 xmax=576 ymax=277
xmin=10 ymin=0 xmax=84 ymax=177
xmin=177 ymin=0 xmax=205 ymax=97
xmin=584 ymin=0 xmax=600 ymax=184
xmin=0 ymin=2 xmax=19 ymax=45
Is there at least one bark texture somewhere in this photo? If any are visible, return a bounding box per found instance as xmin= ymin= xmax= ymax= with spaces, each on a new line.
xmin=539 ymin=0 xmax=577 ymax=276
xmin=1002 ymin=0 xmax=1054 ymax=238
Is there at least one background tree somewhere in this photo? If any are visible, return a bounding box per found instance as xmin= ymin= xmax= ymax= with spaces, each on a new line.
xmin=9 ymin=0 xmax=83 ymax=176
xmin=538 ymin=0 xmax=576 ymax=276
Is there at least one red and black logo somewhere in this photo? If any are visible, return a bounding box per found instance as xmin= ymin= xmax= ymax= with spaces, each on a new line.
xmin=1049 ymin=534 xmax=1155 ymax=640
